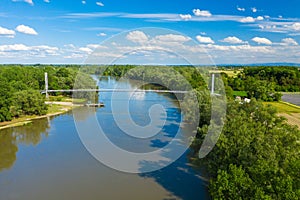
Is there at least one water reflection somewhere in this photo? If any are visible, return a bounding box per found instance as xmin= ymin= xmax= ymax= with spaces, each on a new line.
xmin=140 ymin=152 xmax=209 ymax=200
xmin=0 ymin=117 xmax=52 ymax=172
xmin=0 ymin=129 xmax=18 ymax=172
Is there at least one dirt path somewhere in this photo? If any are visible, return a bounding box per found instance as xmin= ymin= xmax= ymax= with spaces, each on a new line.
xmin=278 ymin=113 xmax=300 ymax=129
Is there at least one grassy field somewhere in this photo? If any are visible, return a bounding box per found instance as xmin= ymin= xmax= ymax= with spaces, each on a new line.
xmin=264 ymin=101 xmax=300 ymax=129
xmin=48 ymin=95 xmax=87 ymax=104
xmin=209 ymin=69 xmax=241 ymax=77
xmin=233 ymin=91 xmax=247 ymax=97
xmin=263 ymin=101 xmax=300 ymax=113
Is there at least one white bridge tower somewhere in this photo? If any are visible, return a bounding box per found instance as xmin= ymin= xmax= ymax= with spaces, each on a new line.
xmin=45 ymin=72 xmax=49 ymax=99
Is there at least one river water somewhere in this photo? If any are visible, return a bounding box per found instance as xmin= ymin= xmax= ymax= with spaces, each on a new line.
xmin=0 ymin=77 xmax=209 ymax=200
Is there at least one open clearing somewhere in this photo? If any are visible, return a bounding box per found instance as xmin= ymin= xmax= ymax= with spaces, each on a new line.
xmin=209 ymin=69 xmax=241 ymax=77
xmin=278 ymin=113 xmax=300 ymax=129
xmin=264 ymin=101 xmax=300 ymax=129
xmin=264 ymin=101 xmax=300 ymax=113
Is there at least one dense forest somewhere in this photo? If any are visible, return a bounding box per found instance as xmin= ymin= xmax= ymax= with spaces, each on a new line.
xmin=0 ymin=65 xmax=95 ymax=122
xmin=192 ymin=100 xmax=300 ymax=199
xmin=222 ymin=66 xmax=300 ymax=101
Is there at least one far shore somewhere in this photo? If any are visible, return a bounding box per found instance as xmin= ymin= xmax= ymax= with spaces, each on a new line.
xmin=0 ymin=101 xmax=83 ymax=130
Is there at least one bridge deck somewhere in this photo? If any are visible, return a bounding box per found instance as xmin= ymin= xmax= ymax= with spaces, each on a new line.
xmin=42 ymin=89 xmax=189 ymax=94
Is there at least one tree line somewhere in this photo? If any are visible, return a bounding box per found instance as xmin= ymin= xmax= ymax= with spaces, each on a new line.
xmin=0 ymin=65 xmax=95 ymax=122
xmin=222 ymin=66 xmax=300 ymax=101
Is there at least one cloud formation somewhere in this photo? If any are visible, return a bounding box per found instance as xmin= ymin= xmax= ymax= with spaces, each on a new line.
xmin=240 ymin=16 xmax=256 ymax=23
xmin=179 ymin=14 xmax=192 ymax=20
xmin=12 ymin=0 xmax=34 ymax=5
xmin=97 ymin=33 xmax=107 ymax=36
xmin=126 ymin=31 xmax=149 ymax=44
xmin=193 ymin=9 xmax=212 ymax=17
xmin=256 ymin=16 xmax=264 ymax=21
xmin=292 ymin=22 xmax=300 ymax=31
xmin=237 ymin=6 xmax=245 ymax=12
xmin=196 ymin=35 xmax=215 ymax=44
xmin=15 ymin=25 xmax=38 ymax=35
xmin=154 ymin=34 xmax=191 ymax=43
xmin=251 ymin=7 xmax=257 ymax=13
xmin=281 ymin=38 xmax=298 ymax=46
xmin=220 ymin=36 xmax=246 ymax=44
xmin=0 ymin=26 xmax=16 ymax=38
xmin=252 ymin=37 xmax=272 ymax=45
xmin=96 ymin=2 xmax=104 ymax=6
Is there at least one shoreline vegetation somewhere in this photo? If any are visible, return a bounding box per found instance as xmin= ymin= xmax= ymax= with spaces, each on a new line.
xmin=1 ymin=98 xmax=298 ymax=131
xmin=0 ymin=101 xmax=82 ymax=130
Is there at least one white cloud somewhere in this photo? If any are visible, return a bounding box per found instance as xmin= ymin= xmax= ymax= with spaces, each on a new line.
xmin=256 ymin=16 xmax=264 ymax=21
xmin=44 ymin=0 xmax=50 ymax=3
xmin=193 ymin=9 xmax=212 ymax=17
xmin=196 ymin=35 xmax=214 ymax=44
xmin=96 ymin=2 xmax=104 ymax=6
xmin=79 ymin=47 xmax=93 ymax=54
xmin=126 ymin=31 xmax=149 ymax=44
xmin=237 ymin=6 xmax=245 ymax=12
xmin=82 ymin=1 xmax=86 ymax=4
xmin=0 ymin=26 xmax=16 ymax=38
xmin=292 ymin=22 xmax=300 ymax=31
xmin=12 ymin=0 xmax=34 ymax=5
xmin=62 ymin=12 xmax=260 ymax=24
xmin=63 ymin=12 xmax=119 ymax=19
xmin=251 ymin=21 xmax=300 ymax=34
xmin=0 ymin=44 xmax=30 ymax=51
xmin=15 ymin=25 xmax=38 ymax=35
xmin=251 ymin=7 xmax=257 ymax=13
xmin=0 ymin=44 xmax=58 ymax=53
xmin=220 ymin=36 xmax=246 ymax=44
xmin=154 ymin=34 xmax=191 ymax=43
xmin=64 ymin=44 xmax=76 ymax=49
xmin=97 ymin=32 xmax=107 ymax=36
xmin=252 ymin=37 xmax=272 ymax=45
xmin=240 ymin=16 xmax=255 ymax=23
xmin=86 ymin=44 xmax=107 ymax=49
xmin=179 ymin=14 xmax=192 ymax=20
xmin=24 ymin=0 xmax=33 ymax=5
xmin=281 ymin=38 xmax=298 ymax=46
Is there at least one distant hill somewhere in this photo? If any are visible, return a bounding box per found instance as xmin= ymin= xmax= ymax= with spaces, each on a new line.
xmin=217 ymin=63 xmax=300 ymax=67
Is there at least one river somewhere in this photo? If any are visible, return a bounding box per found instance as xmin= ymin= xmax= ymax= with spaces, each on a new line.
xmin=0 ymin=77 xmax=209 ymax=200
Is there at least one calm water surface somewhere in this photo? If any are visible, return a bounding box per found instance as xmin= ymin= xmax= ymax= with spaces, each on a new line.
xmin=0 ymin=77 xmax=209 ymax=200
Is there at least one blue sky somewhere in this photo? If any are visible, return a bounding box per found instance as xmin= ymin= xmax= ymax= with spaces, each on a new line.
xmin=1 ymin=0 xmax=300 ymax=64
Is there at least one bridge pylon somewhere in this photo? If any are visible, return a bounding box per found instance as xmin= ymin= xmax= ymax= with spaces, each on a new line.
xmin=45 ymin=72 xmax=49 ymax=99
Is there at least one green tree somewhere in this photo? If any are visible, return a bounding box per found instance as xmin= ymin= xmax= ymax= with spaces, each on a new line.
xmin=192 ymin=100 xmax=300 ymax=199
xmin=11 ymin=90 xmax=48 ymax=116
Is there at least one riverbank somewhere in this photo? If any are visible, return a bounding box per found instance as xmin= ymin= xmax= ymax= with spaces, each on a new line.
xmin=0 ymin=102 xmax=82 ymax=130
